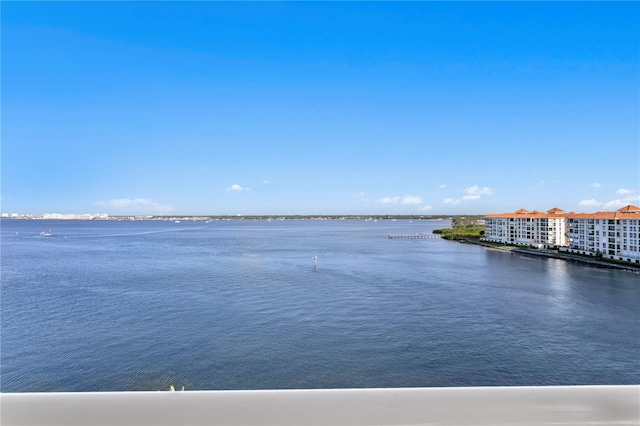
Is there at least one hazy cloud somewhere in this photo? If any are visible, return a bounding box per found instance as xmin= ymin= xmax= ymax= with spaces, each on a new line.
xmin=444 ymin=185 xmax=491 ymax=204
xmin=591 ymin=183 xmax=601 ymax=188
xmin=603 ymin=199 xmax=630 ymax=209
xmin=356 ymin=192 xmax=370 ymax=202
xmin=617 ymin=188 xmax=632 ymax=195
xmin=95 ymin=198 xmax=173 ymax=214
xmin=401 ymin=195 xmax=422 ymax=205
xmin=262 ymin=180 xmax=270 ymax=184
xmin=464 ymin=185 xmax=492 ymax=196
xmin=376 ymin=196 xmax=400 ymax=204
xmin=375 ymin=195 xmax=423 ymax=205
xmin=418 ymin=205 xmax=433 ymax=211
xmin=578 ymin=199 xmax=602 ymax=207
xmin=227 ymin=184 xmax=250 ymax=192
xmin=603 ymin=195 xmax=639 ymax=209
xmin=443 ymin=198 xmax=460 ymax=205
xmin=439 ymin=184 xmax=446 ymax=189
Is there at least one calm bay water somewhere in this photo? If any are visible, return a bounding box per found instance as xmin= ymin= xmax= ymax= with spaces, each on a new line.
xmin=1 ymin=219 xmax=638 ymax=392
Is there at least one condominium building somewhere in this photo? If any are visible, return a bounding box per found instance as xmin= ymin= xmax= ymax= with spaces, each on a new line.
xmin=483 ymin=207 xmax=567 ymax=248
xmin=482 ymin=205 xmax=640 ymax=264
xmin=563 ymin=205 xmax=640 ymax=264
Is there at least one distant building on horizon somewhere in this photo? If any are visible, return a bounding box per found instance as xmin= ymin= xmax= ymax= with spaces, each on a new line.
xmin=482 ymin=205 xmax=640 ymax=264
xmin=42 ymin=213 xmax=109 ymax=220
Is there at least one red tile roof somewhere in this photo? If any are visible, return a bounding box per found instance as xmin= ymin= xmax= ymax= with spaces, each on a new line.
xmin=485 ymin=205 xmax=640 ymax=220
xmin=617 ymin=204 xmax=640 ymax=213
xmin=547 ymin=207 xmax=564 ymax=214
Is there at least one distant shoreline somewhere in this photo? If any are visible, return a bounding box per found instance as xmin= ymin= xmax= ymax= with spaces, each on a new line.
xmin=2 ymin=215 xmax=469 ymax=221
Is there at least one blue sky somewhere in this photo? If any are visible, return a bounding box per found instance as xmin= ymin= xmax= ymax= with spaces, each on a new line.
xmin=2 ymin=2 xmax=638 ymax=216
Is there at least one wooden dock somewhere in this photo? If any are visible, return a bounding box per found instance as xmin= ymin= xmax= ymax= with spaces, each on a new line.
xmin=388 ymin=234 xmax=441 ymax=239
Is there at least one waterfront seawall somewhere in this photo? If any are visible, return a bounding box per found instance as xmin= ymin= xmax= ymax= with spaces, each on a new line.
xmin=460 ymin=239 xmax=640 ymax=273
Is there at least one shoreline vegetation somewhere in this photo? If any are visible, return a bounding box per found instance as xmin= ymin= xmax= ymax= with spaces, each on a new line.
xmin=432 ymin=217 xmax=486 ymax=240
xmin=434 ymin=219 xmax=640 ymax=273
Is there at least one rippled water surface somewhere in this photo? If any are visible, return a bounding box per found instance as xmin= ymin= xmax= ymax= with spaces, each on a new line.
xmin=1 ymin=219 xmax=638 ymax=391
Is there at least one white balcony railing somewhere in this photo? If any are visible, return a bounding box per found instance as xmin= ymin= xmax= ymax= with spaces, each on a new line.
xmin=1 ymin=385 xmax=638 ymax=426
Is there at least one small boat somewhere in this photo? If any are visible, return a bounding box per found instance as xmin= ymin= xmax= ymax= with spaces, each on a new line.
xmin=40 ymin=231 xmax=53 ymax=237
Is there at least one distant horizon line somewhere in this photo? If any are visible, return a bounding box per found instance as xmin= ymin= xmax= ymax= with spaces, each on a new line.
xmin=3 ymin=213 xmax=481 ymax=219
